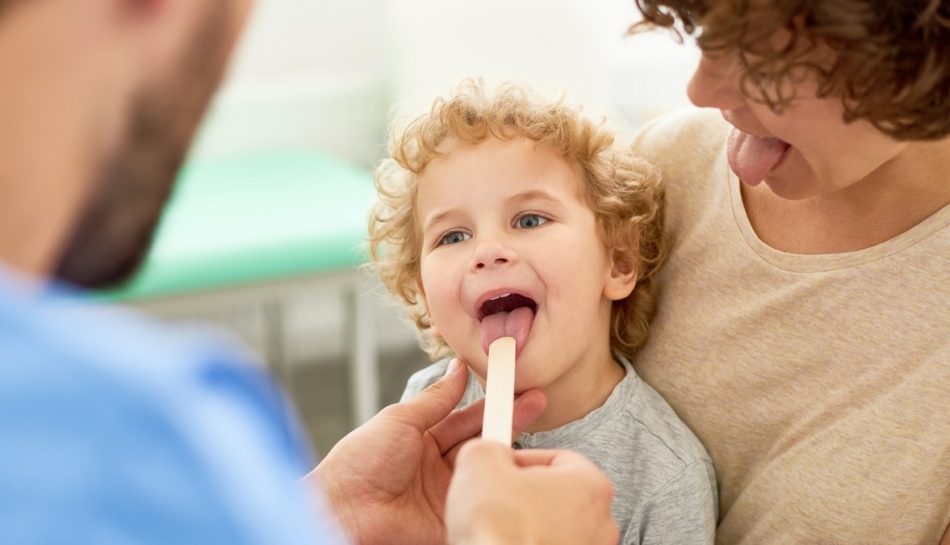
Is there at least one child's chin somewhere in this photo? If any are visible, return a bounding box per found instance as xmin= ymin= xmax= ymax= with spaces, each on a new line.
xmin=513 ymin=373 xmax=545 ymax=393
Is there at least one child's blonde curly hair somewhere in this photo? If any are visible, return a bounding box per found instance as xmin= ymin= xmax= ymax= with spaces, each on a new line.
xmin=367 ymin=80 xmax=668 ymax=361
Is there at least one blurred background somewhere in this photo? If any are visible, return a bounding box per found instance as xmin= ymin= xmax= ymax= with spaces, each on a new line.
xmin=120 ymin=0 xmax=699 ymax=458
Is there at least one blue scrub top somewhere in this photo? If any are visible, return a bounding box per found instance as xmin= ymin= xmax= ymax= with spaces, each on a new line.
xmin=0 ymin=266 xmax=346 ymax=544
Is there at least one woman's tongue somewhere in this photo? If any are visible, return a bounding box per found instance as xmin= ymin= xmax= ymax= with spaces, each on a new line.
xmin=480 ymin=306 xmax=534 ymax=357
xmin=726 ymin=127 xmax=790 ymax=186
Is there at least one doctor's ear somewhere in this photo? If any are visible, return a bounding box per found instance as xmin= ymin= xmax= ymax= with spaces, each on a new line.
xmin=113 ymin=0 xmax=193 ymax=77
xmin=122 ymin=0 xmax=167 ymax=17
xmin=116 ymin=0 xmax=249 ymax=80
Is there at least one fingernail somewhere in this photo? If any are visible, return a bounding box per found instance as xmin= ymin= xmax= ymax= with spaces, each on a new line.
xmin=445 ymin=358 xmax=461 ymax=376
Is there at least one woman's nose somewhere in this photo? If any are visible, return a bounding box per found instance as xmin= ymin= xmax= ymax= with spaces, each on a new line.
xmin=686 ymin=53 xmax=746 ymax=111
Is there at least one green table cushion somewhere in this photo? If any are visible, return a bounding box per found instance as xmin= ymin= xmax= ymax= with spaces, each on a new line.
xmin=102 ymin=151 xmax=377 ymax=301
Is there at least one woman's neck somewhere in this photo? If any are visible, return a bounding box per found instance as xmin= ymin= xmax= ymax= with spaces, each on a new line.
xmin=743 ymin=138 xmax=950 ymax=254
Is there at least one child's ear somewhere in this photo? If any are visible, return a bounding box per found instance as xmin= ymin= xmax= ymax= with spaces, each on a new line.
xmin=417 ymin=279 xmax=442 ymax=338
xmin=604 ymin=243 xmax=639 ymax=302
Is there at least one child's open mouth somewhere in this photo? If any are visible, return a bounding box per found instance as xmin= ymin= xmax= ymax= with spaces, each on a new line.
xmin=478 ymin=293 xmax=537 ymax=358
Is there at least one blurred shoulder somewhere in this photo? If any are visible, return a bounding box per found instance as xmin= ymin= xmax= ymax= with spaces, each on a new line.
xmin=0 ymin=287 xmax=303 ymax=455
xmin=0 ymin=277 xmax=324 ymax=544
xmin=630 ymin=109 xmax=732 ymax=233
xmin=632 ymin=108 xmax=729 ymax=163
xmin=631 ymin=108 xmax=730 ymax=190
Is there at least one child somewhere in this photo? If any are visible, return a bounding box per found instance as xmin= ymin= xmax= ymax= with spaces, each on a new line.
xmin=367 ymin=80 xmax=717 ymax=544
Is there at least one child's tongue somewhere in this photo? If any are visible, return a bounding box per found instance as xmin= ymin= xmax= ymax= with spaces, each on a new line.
xmin=726 ymin=127 xmax=790 ymax=186
xmin=480 ymin=306 xmax=534 ymax=357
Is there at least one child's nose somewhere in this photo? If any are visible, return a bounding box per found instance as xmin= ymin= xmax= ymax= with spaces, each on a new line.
xmin=476 ymin=257 xmax=507 ymax=269
xmin=471 ymin=240 xmax=516 ymax=271
xmin=687 ymin=53 xmax=746 ymax=111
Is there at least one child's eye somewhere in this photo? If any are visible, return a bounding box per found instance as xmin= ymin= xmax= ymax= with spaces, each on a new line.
xmin=439 ymin=231 xmax=471 ymax=245
xmin=515 ymin=214 xmax=547 ymax=229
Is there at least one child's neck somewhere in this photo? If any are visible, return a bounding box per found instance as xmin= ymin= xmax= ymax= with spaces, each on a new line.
xmin=524 ymin=345 xmax=627 ymax=434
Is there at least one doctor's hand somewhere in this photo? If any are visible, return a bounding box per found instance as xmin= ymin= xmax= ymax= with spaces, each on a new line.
xmin=446 ymin=441 xmax=619 ymax=545
xmin=304 ymin=358 xmax=546 ymax=545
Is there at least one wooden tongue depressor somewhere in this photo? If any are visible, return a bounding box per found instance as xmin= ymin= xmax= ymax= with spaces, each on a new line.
xmin=482 ymin=336 xmax=517 ymax=445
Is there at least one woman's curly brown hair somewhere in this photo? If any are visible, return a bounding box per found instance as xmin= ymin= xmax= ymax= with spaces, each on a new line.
xmin=631 ymin=0 xmax=950 ymax=140
xmin=368 ymin=80 xmax=667 ymax=361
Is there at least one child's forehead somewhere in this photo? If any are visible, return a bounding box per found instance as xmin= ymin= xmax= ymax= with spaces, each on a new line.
xmin=430 ymin=135 xmax=579 ymax=174
xmin=435 ymin=134 xmax=541 ymax=154
xmin=414 ymin=135 xmax=594 ymax=227
xmin=421 ymin=136 xmax=587 ymax=194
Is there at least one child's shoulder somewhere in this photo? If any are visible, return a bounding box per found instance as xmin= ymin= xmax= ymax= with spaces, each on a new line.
xmin=622 ymin=369 xmax=712 ymax=467
xmin=400 ymin=359 xmax=451 ymax=402
xmin=572 ymin=362 xmax=718 ymax=543
xmin=399 ymin=358 xmax=484 ymax=408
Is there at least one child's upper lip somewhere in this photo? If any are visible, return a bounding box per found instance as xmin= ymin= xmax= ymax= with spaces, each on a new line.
xmin=474 ymin=287 xmax=539 ymax=320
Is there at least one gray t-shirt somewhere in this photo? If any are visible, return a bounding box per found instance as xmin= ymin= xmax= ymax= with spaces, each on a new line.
xmin=401 ymin=355 xmax=718 ymax=545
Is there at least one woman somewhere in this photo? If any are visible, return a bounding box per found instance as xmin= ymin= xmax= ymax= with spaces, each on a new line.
xmin=629 ymin=0 xmax=950 ymax=543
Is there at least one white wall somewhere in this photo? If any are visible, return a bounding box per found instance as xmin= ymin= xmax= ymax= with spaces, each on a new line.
xmin=188 ymin=0 xmax=700 ymax=168
xmin=385 ymin=0 xmax=609 ymax=116
xmin=387 ymin=0 xmax=699 ymax=129
xmin=188 ymin=0 xmax=392 ymax=168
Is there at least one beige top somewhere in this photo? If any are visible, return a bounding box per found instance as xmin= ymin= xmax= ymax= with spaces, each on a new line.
xmin=631 ymin=109 xmax=950 ymax=544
